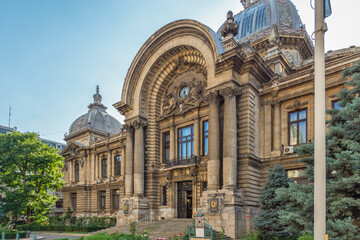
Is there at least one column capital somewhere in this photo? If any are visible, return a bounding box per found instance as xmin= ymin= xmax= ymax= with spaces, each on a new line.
xmin=123 ymin=123 xmax=133 ymax=132
xmin=207 ymin=91 xmax=221 ymax=104
xmin=219 ymin=85 xmax=241 ymax=99
xmin=132 ymin=119 xmax=148 ymax=129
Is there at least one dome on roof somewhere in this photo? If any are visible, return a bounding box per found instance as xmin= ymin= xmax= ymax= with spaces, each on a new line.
xmin=218 ymin=0 xmax=305 ymax=42
xmin=68 ymin=86 xmax=121 ymax=136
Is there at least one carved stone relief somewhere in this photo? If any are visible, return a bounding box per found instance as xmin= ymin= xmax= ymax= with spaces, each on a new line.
xmin=160 ymin=67 xmax=207 ymax=119
xmin=286 ymin=100 xmax=308 ymax=110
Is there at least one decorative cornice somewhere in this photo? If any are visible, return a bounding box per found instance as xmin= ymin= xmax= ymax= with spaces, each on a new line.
xmin=113 ymin=101 xmax=132 ymax=115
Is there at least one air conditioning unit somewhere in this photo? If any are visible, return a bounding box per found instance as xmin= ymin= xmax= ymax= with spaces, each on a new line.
xmin=283 ymin=146 xmax=294 ymax=154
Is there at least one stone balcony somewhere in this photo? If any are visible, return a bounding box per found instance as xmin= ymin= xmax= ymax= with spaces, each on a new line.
xmin=164 ymin=156 xmax=197 ymax=168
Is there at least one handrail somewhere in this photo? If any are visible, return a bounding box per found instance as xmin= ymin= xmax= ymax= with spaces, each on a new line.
xmin=123 ymin=213 xmax=155 ymax=233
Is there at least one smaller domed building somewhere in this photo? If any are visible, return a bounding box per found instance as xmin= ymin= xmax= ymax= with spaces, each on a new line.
xmin=62 ymin=86 xmax=126 ymax=217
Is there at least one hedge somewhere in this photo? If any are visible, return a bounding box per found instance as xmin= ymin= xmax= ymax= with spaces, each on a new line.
xmin=2 ymin=231 xmax=27 ymax=238
xmin=17 ymin=224 xmax=106 ymax=233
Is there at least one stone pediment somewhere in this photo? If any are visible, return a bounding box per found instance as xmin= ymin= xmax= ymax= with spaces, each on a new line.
xmin=61 ymin=141 xmax=84 ymax=157
xmin=160 ymin=67 xmax=207 ymax=119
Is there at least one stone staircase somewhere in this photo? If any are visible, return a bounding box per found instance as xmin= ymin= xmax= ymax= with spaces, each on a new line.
xmin=138 ymin=218 xmax=193 ymax=239
xmin=93 ymin=218 xmax=192 ymax=239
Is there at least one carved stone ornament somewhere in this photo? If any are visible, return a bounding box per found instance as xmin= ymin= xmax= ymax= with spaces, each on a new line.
xmin=207 ymin=91 xmax=221 ymax=104
xmin=131 ymin=119 xmax=148 ymax=129
xmin=80 ymin=158 xmax=85 ymax=168
xmin=221 ymin=11 xmax=239 ymax=38
xmin=267 ymin=24 xmax=282 ymax=49
xmin=165 ymin=172 xmax=172 ymax=180
xmin=219 ymin=86 xmax=241 ymax=99
xmin=286 ymin=100 xmax=308 ymax=110
xmin=160 ymin=70 xmax=207 ymax=119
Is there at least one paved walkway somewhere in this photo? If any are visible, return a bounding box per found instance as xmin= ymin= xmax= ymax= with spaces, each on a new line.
xmin=25 ymin=232 xmax=87 ymax=240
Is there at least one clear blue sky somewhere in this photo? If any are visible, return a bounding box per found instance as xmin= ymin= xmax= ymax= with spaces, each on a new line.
xmin=0 ymin=0 xmax=359 ymax=143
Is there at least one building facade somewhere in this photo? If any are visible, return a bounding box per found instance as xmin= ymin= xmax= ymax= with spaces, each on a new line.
xmin=61 ymin=0 xmax=360 ymax=238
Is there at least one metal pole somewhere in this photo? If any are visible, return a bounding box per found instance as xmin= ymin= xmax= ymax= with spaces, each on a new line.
xmin=314 ymin=0 xmax=326 ymax=239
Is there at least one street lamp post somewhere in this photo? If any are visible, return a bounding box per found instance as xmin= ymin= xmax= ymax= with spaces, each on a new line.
xmin=314 ymin=0 xmax=327 ymax=239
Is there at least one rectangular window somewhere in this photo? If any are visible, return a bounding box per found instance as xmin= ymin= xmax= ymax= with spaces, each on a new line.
xmin=114 ymin=155 xmax=121 ymax=176
xmin=70 ymin=193 xmax=77 ymax=211
xmin=287 ymin=169 xmax=307 ymax=184
xmin=113 ymin=190 xmax=120 ymax=210
xmin=55 ymin=199 xmax=63 ymax=209
xmin=74 ymin=163 xmax=79 ymax=182
xmin=161 ymin=186 xmax=167 ymax=206
xmin=203 ymin=121 xmax=209 ymax=156
xmin=178 ymin=125 xmax=194 ymax=159
xmin=101 ymin=158 xmax=107 ymax=178
xmin=332 ymin=100 xmax=342 ymax=109
xmin=100 ymin=191 xmax=106 ymax=210
xmin=163 ymin=132 xmax=170 ymax=162
xmin=288 ymin=109 xmax=307 ymax=146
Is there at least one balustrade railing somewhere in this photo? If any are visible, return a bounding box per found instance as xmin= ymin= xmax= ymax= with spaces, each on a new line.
xmin=164 ymin=156 xmax=197 ymax=168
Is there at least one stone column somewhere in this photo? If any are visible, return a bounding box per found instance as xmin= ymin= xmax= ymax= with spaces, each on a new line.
xmin=220 ymin=86 xmax=241 ymax=189
xmin=133 ymin=120 xmax=146 ymax=196
xmin=194 ymin=118 xmax=200 ymax=157
xmin=108 ymin=151 xmax=112 ymax=178
xmin=207 ymin=91 xmax=221 ymax=190
xmin=273 ymin=102 xmax=282 ymax=153
xmin=169 ymin=125 xmax=175 ymax=161
xmin=124 ymin=124 xmax=134 ymax=196
xmin=264 ymin=104 xmax=272 ymax=156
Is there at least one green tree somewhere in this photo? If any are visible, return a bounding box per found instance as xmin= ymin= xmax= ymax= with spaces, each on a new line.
xmin=0 ymin=131 xmax=64 ymax=224
xmin=255 ymin=164 xmax=292 ymax=239
xmin=277 ymin=61 xmax=360 ymax=239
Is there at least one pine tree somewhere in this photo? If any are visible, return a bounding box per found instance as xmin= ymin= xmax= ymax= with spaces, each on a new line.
xmin=278 ymin=61 xmax=360 ymax=239
xmin=255 ymin=163 xmax=292 ymax=238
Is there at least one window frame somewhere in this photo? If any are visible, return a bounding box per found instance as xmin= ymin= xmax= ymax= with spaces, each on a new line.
xmin=112 ymin=189 xmax=120 ymax=210
xmin=74 ymin=163 xmax=80 ymax=182
xmin=70 ymin=192 xmax=77 ymax=211
xmin=178 ymin=125 xmax=194 ymax=159
xmin=114 ymin=155 xmax=121 ymax=176
xmin=288 ymin=108 xmax=308 ymax=146
xmin=99 ymin=191 xmax=106 ymax=210
xmin=162 ymin=132 xmax=170 ymax=163
xmin=202 ymin=121 xmax=209 ymax=156
xmin=332 ymin=99 xmax=341 ymax=109
xmin=101 ymin=158 xmax=107 ymax=178
xmin=161 ymin=186 xmax=167 ymax=206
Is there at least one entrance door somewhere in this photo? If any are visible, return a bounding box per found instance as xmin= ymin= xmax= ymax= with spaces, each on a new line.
xmin=178 ymin=181 xmax=192 ymax=218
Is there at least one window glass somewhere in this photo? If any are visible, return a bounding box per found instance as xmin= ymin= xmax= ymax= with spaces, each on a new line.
xmin=299 ymin=110 xmax=307 ymax=120
xmin=289 ymin=123 xmax=298 ymax=145
xmin=178 ymin=126 xmax=194 ymax=159
xmin=203 ymin=121 xmax=208 ymax=156
xmin=113 ymin=190 xmax=120 ymax=210
xmin=74 ymin=163 xmax=79 ymax=182
xmin=163 ymin=132 xmax=170 ymax=162
xmin=71 ymin=193 xmax=77 ymax=211
xmin=290 ymin=112 xmax=298 ymax=122
xmin=114 ymin=156 xmax=121 ymax=176
xmin=161 ymin=186 xmax=167 ymax=206
xmin=299 ymin=121 xmax=307 ymax=144
xmin=100 ymin=191 xmax=106 ymax=210
xmin=101 ymin=158 xmax=107 ymax=178
xmin=332 ymin=100 xmax=342 ymax=109
xmin=288 ymin=109 xmax=307 ymax=145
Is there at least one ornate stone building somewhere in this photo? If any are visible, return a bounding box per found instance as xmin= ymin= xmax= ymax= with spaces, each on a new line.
xmin=61 ymin=0 xmax=360 ymax=238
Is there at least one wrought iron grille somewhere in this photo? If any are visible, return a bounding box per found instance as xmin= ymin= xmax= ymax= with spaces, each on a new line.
xmin=164 ymin=156 xmax=197 ymax=168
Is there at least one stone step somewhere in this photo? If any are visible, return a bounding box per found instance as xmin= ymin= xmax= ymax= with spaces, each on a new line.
xmin=137 ymin=219 xmax=193 ymax=239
